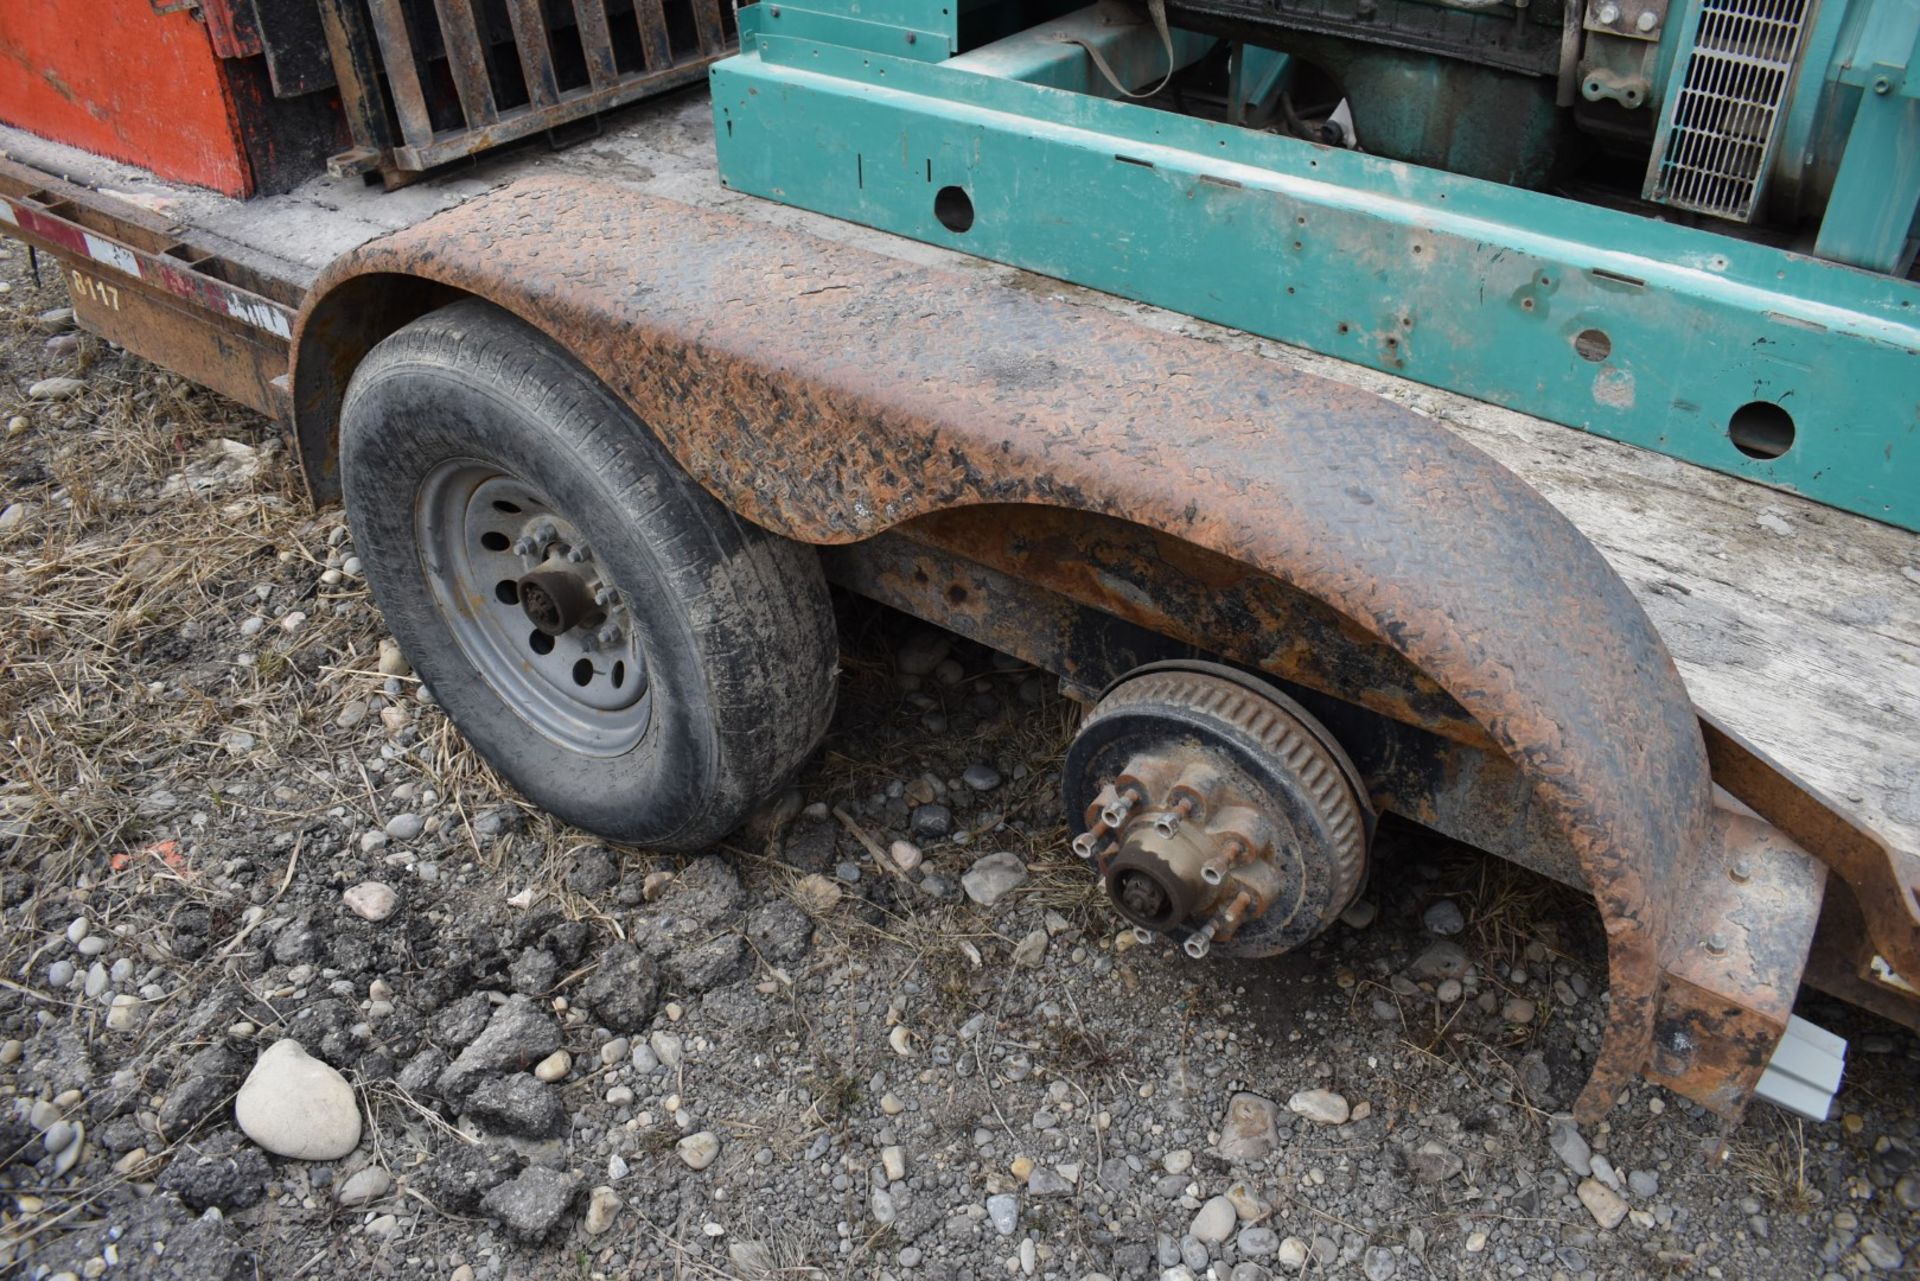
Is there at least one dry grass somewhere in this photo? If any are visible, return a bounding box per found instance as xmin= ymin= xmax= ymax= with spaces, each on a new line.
xmin=1727 ymin=1110 xmax=1819 ymax=1214
xmin=2 ymin=345 xmax=312 ymax=940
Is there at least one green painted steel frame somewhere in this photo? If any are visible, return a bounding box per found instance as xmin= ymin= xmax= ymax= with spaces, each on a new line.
xmin=710 ymin=8 xmax=1920 ymax=530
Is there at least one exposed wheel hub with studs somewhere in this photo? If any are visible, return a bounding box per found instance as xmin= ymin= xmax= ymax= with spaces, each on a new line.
xmin=1064 ymin=665 xmax=1373 ymax=959
xmin=415 ymin=464 xmax=650 ymax=756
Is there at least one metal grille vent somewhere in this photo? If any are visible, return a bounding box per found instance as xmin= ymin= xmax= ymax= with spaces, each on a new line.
xmin=319 ymin=0 xmax=736 ymax=185
xmin=1643 ymin=0 xmax=1810 ymax=222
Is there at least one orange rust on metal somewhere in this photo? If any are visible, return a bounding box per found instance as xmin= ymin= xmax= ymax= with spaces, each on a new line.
xmin=69 ymin=278 xmax=290 ymax=422
xmin=1700 ymin=714 xmax=1920 ymax=993
xmin=1645 ymin=809 xmax=1827 ymax=1116
xmin=0 ymin=160 xmax=296 ymax=420
xmin=321 ymin=0 xmax=731 ymax=181
xmin=898 ymin=506 xmax=1492 ymax=750
xmin=1804 ymin=889 xmax=1920 ymax=1034
xmin=292 ymin=179 xmax=1715 ymax=1122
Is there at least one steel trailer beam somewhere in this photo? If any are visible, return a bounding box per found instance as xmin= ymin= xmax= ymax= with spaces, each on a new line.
xmin=708 ymin=4 xmax=1920 ymax=530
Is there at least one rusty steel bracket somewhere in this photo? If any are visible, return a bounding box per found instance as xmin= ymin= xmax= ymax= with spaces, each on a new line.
xmin=293 ymin=179 xmax=1722 ymax=1123
xmin=1701 ymin=714 xmax=1920 ymax=998
xmin=1646 ymin=808 xmax=1827 ymax=1117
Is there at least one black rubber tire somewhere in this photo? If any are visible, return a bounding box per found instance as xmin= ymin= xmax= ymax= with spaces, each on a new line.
xmin=339 ymin=300 xmax=837 ymax=848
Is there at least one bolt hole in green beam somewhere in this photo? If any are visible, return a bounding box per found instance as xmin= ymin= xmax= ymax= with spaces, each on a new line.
xmin=711 ymin=3 xmax=1920 ymax=530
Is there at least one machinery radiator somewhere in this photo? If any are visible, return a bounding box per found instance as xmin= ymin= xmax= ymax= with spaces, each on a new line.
xmin=1643 ymin=0 xmax=1813 ymax=220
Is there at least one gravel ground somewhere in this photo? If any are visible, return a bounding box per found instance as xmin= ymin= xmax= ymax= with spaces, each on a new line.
xmin=1 ymin=240 xmax=1917 ymax=1281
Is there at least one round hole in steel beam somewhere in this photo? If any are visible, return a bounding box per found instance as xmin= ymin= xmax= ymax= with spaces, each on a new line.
xmin=1729 ymin=401 xmax=1795 ymax=459
xmin=1574 ymin=329 xmax=1612 ymax=362
xmin=934 ymin=186 xmax=974 ymax=234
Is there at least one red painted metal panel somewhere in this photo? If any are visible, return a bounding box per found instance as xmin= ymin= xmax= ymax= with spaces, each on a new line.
xmin=0 ymin=1 xmax=253 ymax=196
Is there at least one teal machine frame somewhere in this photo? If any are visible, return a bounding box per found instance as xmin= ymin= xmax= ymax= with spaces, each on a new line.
xmin=709 ymin=0 xmax=1920 ymax=530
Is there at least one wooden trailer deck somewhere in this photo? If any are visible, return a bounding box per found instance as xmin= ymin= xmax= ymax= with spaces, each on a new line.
xmin=3 ymin=87 xmax=1916 ymax=871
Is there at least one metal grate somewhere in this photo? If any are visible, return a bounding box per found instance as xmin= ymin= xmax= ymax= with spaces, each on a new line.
xmin=317 ymin=0 xmax=735 ymax=184
xmin=1642 ymin=0 xmax=1810 ymax=222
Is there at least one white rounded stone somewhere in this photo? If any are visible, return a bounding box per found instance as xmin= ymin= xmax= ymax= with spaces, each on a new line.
xmin=677 ymin=1131 xmax=720 ymax=1171
xmin=235 ymin=1039 xmax=362 ymax=1160
xmin=342 ymin=881 xmax=398 ymax=922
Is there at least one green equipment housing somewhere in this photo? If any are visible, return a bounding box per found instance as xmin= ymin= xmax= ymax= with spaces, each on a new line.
xmin=711 ymin=0 xmax=1920 ymax=529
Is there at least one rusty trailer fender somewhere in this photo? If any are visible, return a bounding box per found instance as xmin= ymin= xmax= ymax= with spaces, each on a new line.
xmin=286 ymin=177 xmax=1915 ymax=1122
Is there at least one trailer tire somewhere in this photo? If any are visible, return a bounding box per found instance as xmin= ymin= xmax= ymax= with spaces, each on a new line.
xmin=338 ymin=300 xmax=837 ymax=849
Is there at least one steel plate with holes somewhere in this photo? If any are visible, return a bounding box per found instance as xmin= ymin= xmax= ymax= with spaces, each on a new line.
xmin=416 ymin=461 xmax=649 ymax=756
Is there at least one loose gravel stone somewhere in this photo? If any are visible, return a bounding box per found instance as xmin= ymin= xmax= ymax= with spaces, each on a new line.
xmin=337 ymin=1166 xmax=393 ymax=1206
xmin=1029 ymin=1166 xmax=1073 ymax=1198
xmin=1422 ymin=899 xmax=1466 ymax=935
xmin=468 ymin=1075 xmax=567 ymax=1138
xmin=157 ymin=1132 xmax=270 ymax=1212
xmin=438 ymin=996 xmax=562 ymax=1098
xmin=342 ymin=881 xmax=398 ymax=922
xmin=987 ymin=1193 xmax=1020 ymax=1235
xmin=578 ymin=944 xmax=661 ymax=1032
xmin=1218 ymin=1092 xmax=1279 ymax=1161
xmin=1549 ymin=1119 xmax=1593 ymax=1177
xmin=962 ymin=851 xmax=1028 ymax=907
xmin=1577 ymin=1177 xmax=1628 ymax=1230
xmin=234 ymin=1039 xmax=361 ymax=1159
xmin=1860 ymin=1234 xmax=1903 ymax=1271
xmin=1408 ymin=941 xmax=1468 ymax=982
xmin=383 ymin=813 xmax=425 ymax=841
xmin=1237 ymin=1227 xmax=1280 ymax=1258
xmin=1191 ymin=1196 xmax=1237 ymax=1244
xmin=962 ymin=763 xmax=1002 ymax=791
xmin=1408 ymin=1139 xmax=1461 ymax=1184
xmin=677 ymin=1131 xmax=720 ymax=1170
xmin=28 ymin=376 xmax=85 ymax=400
xmin=747 ymin=899 xmax=813 ymax=962
xmin=480 ymin=1167 xmax=581 ymax=1241
xmin=584 ymin=1184 xmax=621 ymax=1235
xmin=910 ymin=803 xmax=952 ymax=838
xmin=1287 ymin=1089 xmax=1349 ymax=1125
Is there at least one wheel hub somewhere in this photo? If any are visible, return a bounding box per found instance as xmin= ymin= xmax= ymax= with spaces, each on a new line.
xmin=518 ymin=568 xmax=600 ymax=637
xmin=1064 ymin=665 xmax=1372 ymax=959
xmin=415 ymin=465 xmax=650 ymax=757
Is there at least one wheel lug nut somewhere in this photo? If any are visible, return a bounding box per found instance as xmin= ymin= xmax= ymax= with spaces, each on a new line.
xmin=593 ymin=587 xmax=616 ymax=607
xmin=512 ymin=537 xmax=536 ymax=556
xmin=565 ymin=545 xmax=590 ymax=564
xmin=597 ymin=624 xmax=623 ymax=646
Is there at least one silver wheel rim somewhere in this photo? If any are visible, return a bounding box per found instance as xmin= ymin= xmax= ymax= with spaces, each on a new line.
xmin=415 ymin=460 xmax=650 ymax=757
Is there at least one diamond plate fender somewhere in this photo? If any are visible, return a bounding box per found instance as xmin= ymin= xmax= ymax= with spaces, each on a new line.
xmin=291 ymin=178 xmax=1713 ymax=1122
